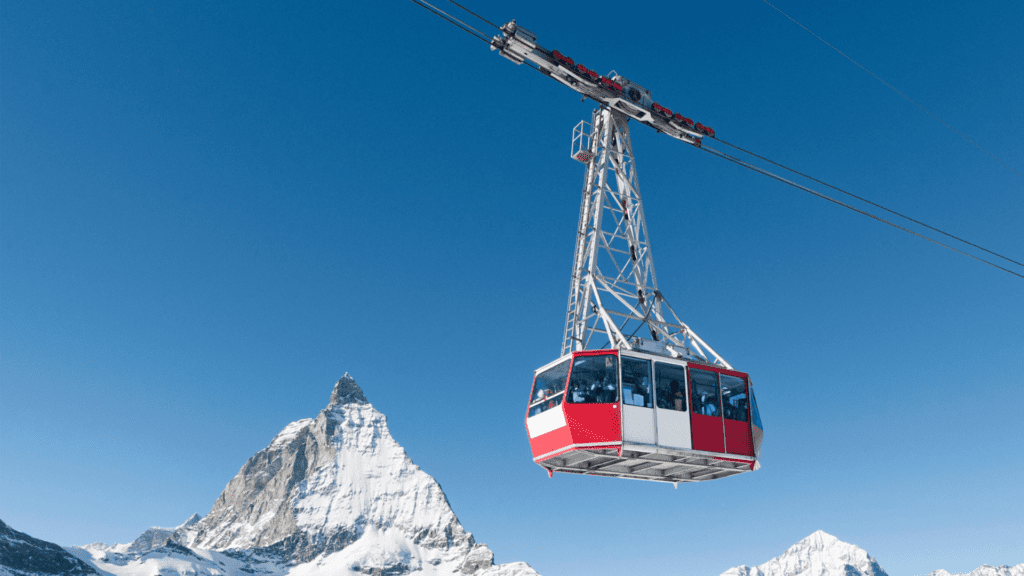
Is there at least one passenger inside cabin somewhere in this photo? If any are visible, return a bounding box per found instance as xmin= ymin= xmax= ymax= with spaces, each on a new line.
xmin=735 ymin=398 xmax=748 ymax=421
xmin=574 ymin=382 xmax=588 ymax=403
xmin=655 ymin=364 xmax=687 ymax=411
xmin=572 ymin=378 xmax=601 ymax=403
xmin=700 ymin=395 xmax=719 ymax=416
xmin=720 ymin=375 xmax=748 ymax=422
xmin=529 ymin=359 xmax=570 ymax=416
xmin=671 ymin=380 xmax=685 ymax=411
xmin=565 ymin=354 xmax=619 ymax=404
xmin=689 ymin=369 xmax=721 ymax=417
xmin=596 ymin=375 xmax=616 ymax=403
xmin=621 ymin=358 xmax=652 ymax=408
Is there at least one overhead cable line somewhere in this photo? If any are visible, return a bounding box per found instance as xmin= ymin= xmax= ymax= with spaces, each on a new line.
xmin=444 ymin=0 xmax=501 ymax=30
xmin=405 ymin=0 xmax=1023 ymax=280
xmin=699 ymin=143 xmax=1024 ymax=280
xmin=408 ymin=0 xmax=548 ymax=74
xmin=714 ymin=137 xmax=1024 ymax=269
xmin=408 ymin=0 xmax=492 ymax=44
xmin=763 ymin=0 xmax=1024 ymax=181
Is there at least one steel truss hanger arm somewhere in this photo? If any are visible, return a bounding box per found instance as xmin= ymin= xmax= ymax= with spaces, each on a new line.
xmin=562 ymin=107 xmax=733 ymax=370
xmin=490 ymin=21 xmax=717 ymax=148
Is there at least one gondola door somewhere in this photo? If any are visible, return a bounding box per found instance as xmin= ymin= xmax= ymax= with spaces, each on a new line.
xmin=688 ymin=367 xmax=725 ymax=453
xmin=653 ymin=361 xmax=691 ymax=449
xmin=620 ymin=356 xmax=655 ymax=444
xmin=721 ymin=374 xmax=754 ymax=456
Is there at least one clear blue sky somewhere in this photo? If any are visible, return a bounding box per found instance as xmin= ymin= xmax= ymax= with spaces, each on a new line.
xmin=2 ymin=1 xmax=1021 ymax=575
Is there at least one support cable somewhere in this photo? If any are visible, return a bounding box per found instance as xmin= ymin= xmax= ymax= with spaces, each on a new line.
xmin=408 ymin=0 xmax=492 ymax=44
xmin=404 ymin=0 xmax=1022 ymax=280
xmin=699 ymin=143 xmax=1024 ymax=280
xmin=714 ymin=137 xmax=1024 ymax=269
xmin=444 ymin=0 xmax=501 ymax=30
xmin=763 ymin=0 xmax=1024 ymax=181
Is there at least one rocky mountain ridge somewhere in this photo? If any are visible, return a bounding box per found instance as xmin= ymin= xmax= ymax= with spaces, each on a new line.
xmin=924 ymin=567 xmax=1024 ymax=576
xmin=62 ymin=375 xmax=536 ymax=576
xmin=179 ymin=374 xmax=477 ymax=566
xmin=4 ymin=520 xmax=1022 ymax=576
xmin=2 ymin=376 xmax=1019 ymax=576
xmin=0 ymin=521 xmax=97 ymax=576
xmin=718 ymin=530 xmax=1021 ymax=576
xmin=722 ymin=530 xmax=889 ymax=576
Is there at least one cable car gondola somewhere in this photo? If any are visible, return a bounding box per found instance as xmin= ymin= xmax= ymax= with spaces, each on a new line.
xmin=527 ymin=346 xmax=763 ymax=484
xmin=521 ymin=102 xmax=765 ymax=484
xmin=485 ymin=23 xmax=767 ymax=484
xmin=401 ymin=8 xmax=1015 ymax=485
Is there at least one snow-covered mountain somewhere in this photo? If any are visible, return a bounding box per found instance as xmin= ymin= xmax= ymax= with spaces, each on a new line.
xmin=718 ymin=530 xmax=1022 ymax=576
xmin=924 ymin=567 xmax=1024 ymax=576
xmin=721 ymin=530 xmax=888 ymax=576
xmin=0 ymin=521 xmax=97 ymax=576
xmin=2 ymin=377 xmax=1018 ymax=576
xmin=63 ymin=374 xmax=538 ymax=576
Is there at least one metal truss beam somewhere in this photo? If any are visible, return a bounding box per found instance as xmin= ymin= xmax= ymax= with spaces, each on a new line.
xmin=561 ymin=107 xmax=732 ymax=369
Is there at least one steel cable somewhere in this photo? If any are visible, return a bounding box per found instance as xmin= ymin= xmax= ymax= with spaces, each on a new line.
xmin=699 ymin=143 xmax=1024 ymax=280
xmin=408 ymin=0 xmax=492 ymax=44
xmin=763 ymin=0 xmax=1024 ymax=181
xmin=406 ymin=0 xmax=1023 ymax=280
xmin=444 ymin=0 xmax=501 ymax=30
xmin=713 ymin=137 xmax=1024 ymax=269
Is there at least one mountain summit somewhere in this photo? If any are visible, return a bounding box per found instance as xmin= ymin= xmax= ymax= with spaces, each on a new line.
xmin=721 ymin=530 xmax=888 ymax=576
xmin=328 ymin=373 xmax=367 ymax=406
xmin=182 ymin=373 xmax=478 ymax=564
xmin=72 ymin=375 xmax=537 ymax=576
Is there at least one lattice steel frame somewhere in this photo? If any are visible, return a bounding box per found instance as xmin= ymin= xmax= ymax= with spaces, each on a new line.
xmin=561 ymin=107 xmax=731 ymax=369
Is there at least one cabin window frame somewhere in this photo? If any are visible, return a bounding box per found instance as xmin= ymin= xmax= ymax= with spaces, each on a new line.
xmin=720 ymin=374 xmax=750 ymax=423
xmin=654 ymin=361 xmax=688 ymax=412
xmin=565 ymin=352 xmax=619 ymax=404
xmin=527 ymin=359 xmax=570 ymax=417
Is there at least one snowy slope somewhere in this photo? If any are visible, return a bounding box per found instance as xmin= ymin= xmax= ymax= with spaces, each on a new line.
xmin=9 ymin=375 xmax=1017 ymax=576
xmin=182 ymin=375 xmax=473 ymax=562
xmin=720 ymin=530 xmax=888 ymax=576
xmin=718 ymin=531 xmax=1022 ymax=576
xmin=924 ymin=566 xmax=1024 ymax=576
xmin=0 ymin=521 xmax=97 ymax=576
xmin=67 ymin=374 xmax=537 ymax=576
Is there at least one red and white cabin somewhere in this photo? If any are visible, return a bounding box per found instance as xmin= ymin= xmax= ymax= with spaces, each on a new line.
xmin=526 ymin=349 xmax=763 ymax=484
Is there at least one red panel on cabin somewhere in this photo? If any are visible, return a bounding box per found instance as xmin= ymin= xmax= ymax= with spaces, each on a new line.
xmin=724 ymin=419 xmax=754 ymax=456
xmin=565 ymin=403 xmax=621 ymax=445
xmin=528 ymin=424 xmax=574 ymax=459
xmin=690 ymin=413 xmax=725 ymax=453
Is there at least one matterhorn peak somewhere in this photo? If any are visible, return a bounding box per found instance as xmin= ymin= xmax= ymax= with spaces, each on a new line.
xmin=328 ymin=372 xmax=367 ymax=406
xmin=148 ymin=374 xmax=539 ymax=576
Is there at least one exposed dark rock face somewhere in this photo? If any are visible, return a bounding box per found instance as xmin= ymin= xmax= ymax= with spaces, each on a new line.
xmin=116 ymin=374 xmax=534 ymax=575
xmin=177 ymin=373 xmax=475 ymax=565
xmin=124 ymin=514 xmax=200 ymax=554
xmin=460 ymin=545 xmax=496 ymax=575
xmin=179 ymin=373 xmax=478 ymax=567
xmin=0 ymin=520 xmax=97 ymax=576
xmin=18 ymin=375 xmax=539 ymax=576
xmin=329 ymin=374 xmax=367 ymax=406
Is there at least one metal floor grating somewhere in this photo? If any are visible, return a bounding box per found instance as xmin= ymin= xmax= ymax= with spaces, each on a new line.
xmin=539 ymin=446 xmax=753 ymax=484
